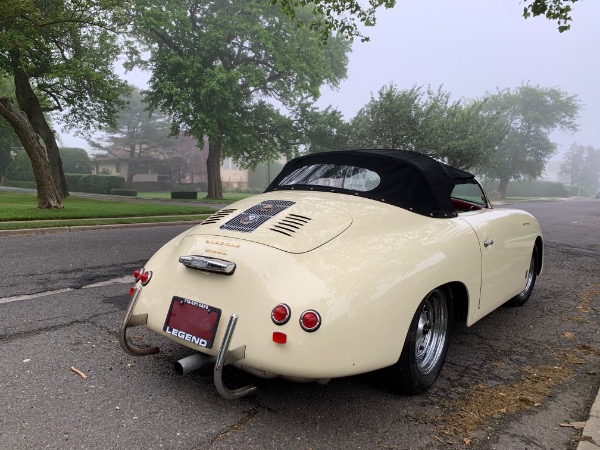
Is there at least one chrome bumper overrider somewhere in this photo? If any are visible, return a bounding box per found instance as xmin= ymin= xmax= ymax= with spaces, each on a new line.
xmin=214 ymin=314 xmax=257 ymax=399
xmin=118 ymin=286 xmax=160 ymax=356
xmin=118 ymin=287 xmax=256 ymax=399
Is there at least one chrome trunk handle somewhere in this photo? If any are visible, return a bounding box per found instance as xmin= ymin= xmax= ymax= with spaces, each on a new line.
xmin=179 ymin=255 xmax=236 ymax=275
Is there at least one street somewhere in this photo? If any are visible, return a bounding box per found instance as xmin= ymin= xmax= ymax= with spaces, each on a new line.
xmin=0 ymin=199 xmax=598 ymax=449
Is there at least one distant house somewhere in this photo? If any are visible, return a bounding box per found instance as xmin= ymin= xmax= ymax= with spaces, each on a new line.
xmin=92 ymin=135 xmax=248 ymax=190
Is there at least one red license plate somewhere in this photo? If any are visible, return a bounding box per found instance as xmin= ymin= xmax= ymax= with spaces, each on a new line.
xmin=163 ymin=296 xmax=221 ymax=349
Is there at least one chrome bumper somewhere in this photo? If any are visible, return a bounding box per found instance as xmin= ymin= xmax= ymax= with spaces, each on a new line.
xmin=119 ymin=287 xmax=256 ymax=399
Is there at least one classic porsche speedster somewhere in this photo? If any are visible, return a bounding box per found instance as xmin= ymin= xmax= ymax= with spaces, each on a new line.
xmin=119 ymin=149 xmax=543 ymax=399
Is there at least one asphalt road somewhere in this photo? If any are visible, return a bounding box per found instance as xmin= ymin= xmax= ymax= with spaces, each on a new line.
xmin=0 ymin=199 xmax=598 ymax=449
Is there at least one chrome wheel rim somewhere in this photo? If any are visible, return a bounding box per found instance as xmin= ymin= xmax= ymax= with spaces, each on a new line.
xmin=519 ymin=255 xmax=535 ymax=297
xmin=415 ymin=291 xmax=448 ymax=375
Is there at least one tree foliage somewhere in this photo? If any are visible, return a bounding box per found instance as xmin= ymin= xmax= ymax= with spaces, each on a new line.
xmin=522 ymin=0 xmax=580 ymax=32
xmin=302 ymin=106 xmax=352 ymax=153
xmin=347 ymin=84 xmax=506 ymax=170
xmin=60 ymin=148 xmax=92 ymax=174
xmin=560 ymin=143 xmax=600 ymax=191
xmin=134 ymin=0 xmax=350 ymax=198
xmin=275 ymin=0 xmax=395 ymax=41
xmin=0 ymin=0 xmax=132 ymax=207
xmin=480 ymin=85 xmax=580 ymax=198
xmin=274 ymin=0 xmax=579 ymax=42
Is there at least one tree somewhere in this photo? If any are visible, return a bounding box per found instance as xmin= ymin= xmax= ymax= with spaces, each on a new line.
xmin=90 ymin=87 xmax=178 ymax=188
xmin=0 ymin=77 xmax=22 ymax=184
xmin=560 ymin=143 xmax=600 ymax=193
xmin=135 ymin=0 xmax=350 ymax=199
xmin=0 ymin=0 xmax=131 ymax=207
xmin=347 ymin=84 xmax=506 ymax=170
xmin=480 ymin=85 xmax=580 ymax=199
xmin=418 ymin=89 xmax=509 ymax=170
xmin=0 ymin=97 xmax=63 ymax=207
xmin=60 ymin=148 xmax=92 ymax=174
xmin=350 ymin=85 xmax=423 ymax=150
xmin=302 ymin=106 xmax=352 ymax=153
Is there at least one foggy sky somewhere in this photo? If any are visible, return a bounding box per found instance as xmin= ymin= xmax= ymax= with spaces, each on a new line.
xmin=61 ymin=0 xmax=600 ymax=162
xmin=316 ymin=0 xmax=600 ymax=159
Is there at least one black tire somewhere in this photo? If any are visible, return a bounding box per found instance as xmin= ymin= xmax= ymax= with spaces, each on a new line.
xmin=385 ymin=287 xmax=453 ymax=394
xmin=506 ymin=248 xmax=537 ymax=307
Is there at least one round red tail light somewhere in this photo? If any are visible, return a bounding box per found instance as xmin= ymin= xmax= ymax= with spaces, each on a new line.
xmin=300 ymin=310 xmax=321 ymax=332
xmin=271 ymin=304 xmax=291 ymax=325
xmin=133 ymin=268 xmax=143 ymax=281
xmin=139 ymin=271 xmax=152 ymax=285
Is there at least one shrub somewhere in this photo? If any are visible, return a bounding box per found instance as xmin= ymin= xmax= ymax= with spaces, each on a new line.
xmin=111 ymin=189 xmax=137 ymax=196
xmin=171 ymin=191 xmax=198 ymax=199
xmin=65 ymin=173 xmax=125 ymax=194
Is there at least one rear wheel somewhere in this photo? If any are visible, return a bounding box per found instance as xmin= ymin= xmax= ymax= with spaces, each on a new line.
xmin=506 ymin=248 xmax=537 ymax=307
xmin=386 ymin=287 xmax=453 ymax=394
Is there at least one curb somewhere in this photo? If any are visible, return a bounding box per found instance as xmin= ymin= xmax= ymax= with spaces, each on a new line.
xmin=578 ymin=388 xmax=600 ymax=449
xmin=0 ymin=220 xmax=202 ymax=237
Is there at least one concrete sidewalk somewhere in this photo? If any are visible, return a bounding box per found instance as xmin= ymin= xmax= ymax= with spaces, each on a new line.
xmin=579 ymin=388 xmax=600 ymax=449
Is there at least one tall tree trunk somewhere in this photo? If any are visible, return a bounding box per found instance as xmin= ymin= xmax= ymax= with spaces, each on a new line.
xmin=498 ymin=177 xmax=509 ymax=200
xmin=126 ymin=144 xmax=137 ymax=189
xmin=206 ymin=137 xmax=223 ymax=199
xmin=12 ymin=62 xmax=69 ymax=198
xmin=0 ymin=97 xmax=63 ymax=209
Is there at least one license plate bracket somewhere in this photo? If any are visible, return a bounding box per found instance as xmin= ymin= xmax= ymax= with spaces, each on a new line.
xmin=163 ymin=296 xmax=221 ymax=349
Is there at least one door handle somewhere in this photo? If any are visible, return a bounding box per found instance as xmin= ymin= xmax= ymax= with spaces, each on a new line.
xmin=484 ymin=239 xmax=494 ymax=247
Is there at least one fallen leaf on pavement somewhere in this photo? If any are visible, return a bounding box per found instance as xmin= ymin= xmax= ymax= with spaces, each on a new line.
xmin=559 ymin=422 xmax=585 ymax=429
xmin=71 ymin=366 xmax=88 ymax=380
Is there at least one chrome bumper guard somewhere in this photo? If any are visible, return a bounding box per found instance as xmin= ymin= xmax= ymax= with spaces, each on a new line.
xmin=214 ymin=314 xmax=257 ymax=399
xmin=118 ymin=286 xmax=160 ymax=356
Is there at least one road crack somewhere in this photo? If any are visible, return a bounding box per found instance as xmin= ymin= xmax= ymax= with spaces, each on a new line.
xmin=209 ymin=407 xmax=260 ymax=444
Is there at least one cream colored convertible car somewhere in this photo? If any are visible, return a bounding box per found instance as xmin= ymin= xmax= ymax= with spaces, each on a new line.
xmin=119 ymin=149 xmax=543 ymax=399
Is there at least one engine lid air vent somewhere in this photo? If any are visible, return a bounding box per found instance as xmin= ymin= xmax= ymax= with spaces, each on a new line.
xmin=220 ymin=200 xmax=295 ymax=233
xmin=201 ymin=209 xmax=238 ymax=225
xmin=270 ymin=214 xmax=312 ymax=237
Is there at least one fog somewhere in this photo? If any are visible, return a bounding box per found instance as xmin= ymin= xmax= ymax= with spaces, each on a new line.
xmin=60 ymin=0 xmax=600 ymax=167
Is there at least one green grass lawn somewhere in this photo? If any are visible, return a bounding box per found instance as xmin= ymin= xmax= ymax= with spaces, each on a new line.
xmin=0 ymin=191 xmax=218 ymax=229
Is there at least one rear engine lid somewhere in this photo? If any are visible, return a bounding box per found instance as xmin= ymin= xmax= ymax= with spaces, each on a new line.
xmin=188 ymin=197 xmax=352 ymax=253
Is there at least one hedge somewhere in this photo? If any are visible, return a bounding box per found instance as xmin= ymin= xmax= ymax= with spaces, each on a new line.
xmin=483 ymin=180 xmax=569 ymax=198
xmin=5 ymin=180 xmax=37 ymax=189
xmin=171 ymin=191 xmax=198 ymax=199
xmin=65 ymin=173 xmax=125 ymax=195
xmin=111 ymin=189 xmax=138 ymax=196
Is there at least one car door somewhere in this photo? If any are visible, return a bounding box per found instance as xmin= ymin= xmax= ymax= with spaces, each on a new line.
xmin=459 ymin=209 xmax=532 ymax=313
xmin=451 ymin=183 xmax=532 ymax=314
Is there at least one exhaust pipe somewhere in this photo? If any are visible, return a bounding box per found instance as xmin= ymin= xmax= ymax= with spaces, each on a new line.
xmin=174 ymin=353 xmax=216 ymax=376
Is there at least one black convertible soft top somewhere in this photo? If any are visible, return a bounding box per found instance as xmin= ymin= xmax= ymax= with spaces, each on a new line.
xmin=265 ymin=149 xmax=478 ymax=218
